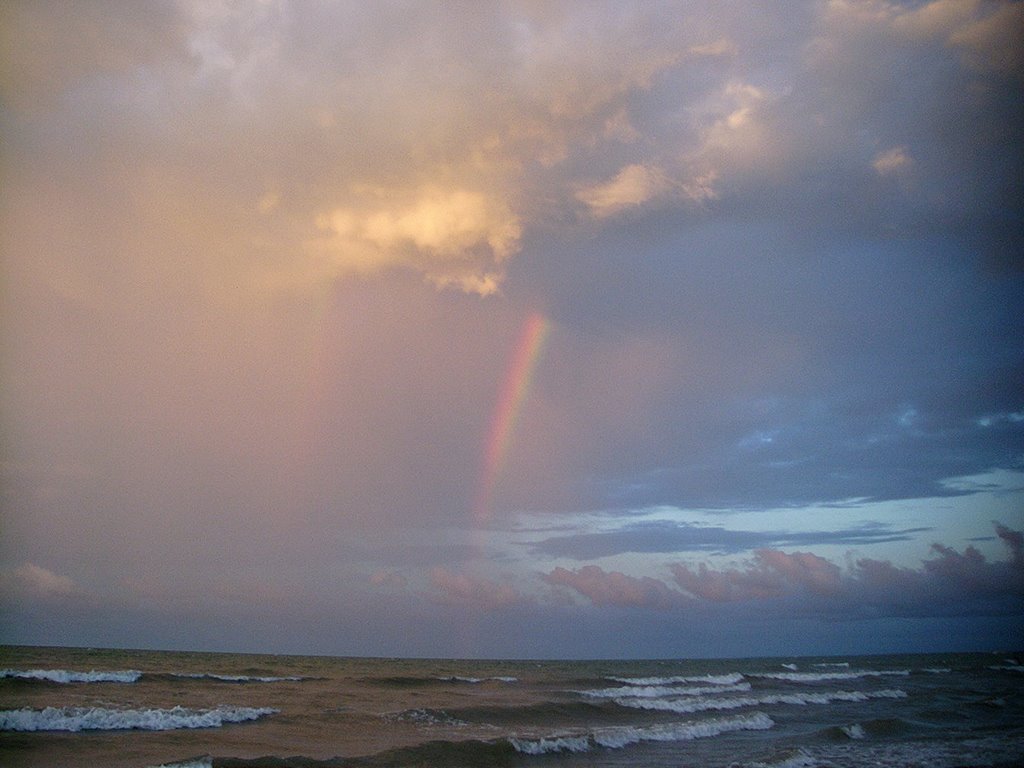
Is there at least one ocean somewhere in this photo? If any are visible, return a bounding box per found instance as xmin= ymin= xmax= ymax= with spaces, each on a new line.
xmin=1 ymin=646 xmax=1021 ymax=767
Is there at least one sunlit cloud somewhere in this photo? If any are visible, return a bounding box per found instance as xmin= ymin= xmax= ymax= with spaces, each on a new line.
xmin=543 ymin=523 xmax=1024 ymax=618
xmin=577 ymin=164 xmax=674 ymax=218
xmin=310 ymin=186 xmax=521 ymax=294
xmin=427 ymin=567 xmax=527 ymax=611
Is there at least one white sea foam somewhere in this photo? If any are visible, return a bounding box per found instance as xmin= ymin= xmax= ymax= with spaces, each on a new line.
xmin=0 ymin=668 xmax=142 ymax=684
xmin=510 ymin=712 xmax=774 ymax=754
xmin=841 ymin=723 xmax=866 ymax=739
xmin=581 ymin=682 xmax=751 ymax=698
xmin=593 ymin=711 xmax=775 ymax=748
xmin=384 ymin=708 xmax=468 ymax=727
xmin=438 ymin=675 xmax=518 ymax=683
xmin=150 ymin=759 xmax=214 ymax=768
xmin=751 ymin=669 xmax=909 ymax=682
xmin=989 ymin=664 xmax=1024 ymax=673
xmin=172 ymin=673 xmax=303 ymax=682
xmin=743 ymin=747 xmax=820 ymax=768
xmin=0 ymin=705 xmax=278 ymax=732
xmin=615 ymin=688 xmax=907 ymax=715
xmin=813 ymin=662 xmax=850 ymax=668
xmin=781 ymin=663 xmax=799 ymax=671
xmin=608 ymin=672 xmax=745 ymax=686
xmin=511 ymin=734 xmax=592 ymax=754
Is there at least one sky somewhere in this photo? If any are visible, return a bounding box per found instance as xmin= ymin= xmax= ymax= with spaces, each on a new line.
xmin=1 ymin=0 xmax=1022 ymax=660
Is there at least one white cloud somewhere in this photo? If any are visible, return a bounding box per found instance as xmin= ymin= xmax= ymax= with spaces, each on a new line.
xmin=577 ymin=164 xmax=673 ymax=218
xmin=311 ymin=186 xmax=521 ymax=294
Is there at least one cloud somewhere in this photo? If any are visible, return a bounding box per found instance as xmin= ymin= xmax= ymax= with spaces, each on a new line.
xmin=872 ymin=146 xmax=913 ymax=176
xmin=995 ymin=522 xmax=1024 ymax=567
xmin=544 ymin=523 xmax=1024 ymax=619
xmin=671 ymin=550 xmax=842 ymax=602
xmin=427 ymin=567 xmax=526 ymax=610
xmin=2 ymin=563 xmax=81 ymax=599
xmin=311 ymin=186 xmax=521 ymax=296
xmin=530 ymin=520 xmax=931 ymax=560
xmin=2 ymin=0 xmax=1022 ymax=657
xmin=576 ymin=164 xmax=674 ymax=217
xmin=542 ymin=565 xmax=685 ymax=610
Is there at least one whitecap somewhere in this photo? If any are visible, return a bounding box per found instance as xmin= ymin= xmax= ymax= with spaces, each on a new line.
xmin=0 ymin=705 xmax=278 ymax=732
xmin=840 ymin=723 xmax=866 ymax=739
xmin=614 ymin=688 xmax=907 ymax=715
xmin=509 ymin=711 xmax=774 ymax=754
xmin=149 ymin=759 xmax=214 ymax=768
xmin=750 ymin=669 xmax=909 ymax=682
xmin=581 ymin=682 xmax=751 ymax=698
xmin=438 ymin=675 xmax=518 ymax=684
xmin=510 ymin=734 xmax=591 ymax=754
xmin=172 ymin=673 xmax=302 ymax=683
xmin=608 ymin=672 xmax=745 ymax=686
xmin=0 ymin=668 xmax=142 ymax=684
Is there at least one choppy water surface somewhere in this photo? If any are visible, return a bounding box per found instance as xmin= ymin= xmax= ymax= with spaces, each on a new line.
xmin=2 ymin=646 xmax=1022 ymax=767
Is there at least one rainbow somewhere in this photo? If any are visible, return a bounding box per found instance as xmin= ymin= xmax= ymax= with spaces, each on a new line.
xmin=473 ymin=312 xmax=550 ymax=523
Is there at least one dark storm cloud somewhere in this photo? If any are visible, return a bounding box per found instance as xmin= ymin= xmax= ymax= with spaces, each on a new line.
xmin=530 ymin=520 xmax=932 ymax=560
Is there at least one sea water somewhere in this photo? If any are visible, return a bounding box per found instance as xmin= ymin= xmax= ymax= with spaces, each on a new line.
xmin=1 ymin=646 xmax=1022 ymax=767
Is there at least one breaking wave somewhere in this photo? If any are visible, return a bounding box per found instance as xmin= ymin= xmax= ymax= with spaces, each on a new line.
xmin=438 ymin=675 xmax=519 ymax=684
xmin=581 ymin=681 xmax=752 ymax=698
xmin=510 ymin=711 xmax=775 ymax=754
xmin=0 ymin=705 xmax=278 ymax=732
xmin=750 ymin=669 xmax=910 ymax=682
xmin=615 ymin=688 xmax=907 ymax=715
xmin=165 ymin=673 xmax=305 ymax=683
xmin=0 ymin=668 xmax=142 ymax=684
xmin=608 ymin=672 xmax=746 ymax=686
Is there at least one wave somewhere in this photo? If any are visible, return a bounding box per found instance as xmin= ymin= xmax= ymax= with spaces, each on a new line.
xmin=388 ymin=699 xmax=620 ymax=728
xmin=0 ymin=668 xmax=142 ymax=684
xmin=581 ymin=681 xmax=752 ymax=698
xmin=0 ymin=705 xmax=277 ymax=732
xmin=438 ymin=675 xmax=519 ymax=684
xmin=750 ymin=669 xmax=909 ymax=682
xmin=163 ymin=673 xmax=305 ymax=683
xmin=614 ymin=688 xmax=907 ymax=715
xmin=510 ymin=711 xmax=775 ymax=754
xmin=382 ymin=707 xmax=469 ymax=727
xmin=820 ymin=717 xmax=912 ymax=742
xmin=144 ymin=713 xmax=771 ymax=766
xmin=0 ymin=668 xmax=309 ymax=686
xmin=607 ymin=672 xmax=746 ymax=686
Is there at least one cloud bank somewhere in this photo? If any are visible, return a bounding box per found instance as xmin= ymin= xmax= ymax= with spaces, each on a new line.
xmin=544 ymin=523 xmax=1024 ymax=620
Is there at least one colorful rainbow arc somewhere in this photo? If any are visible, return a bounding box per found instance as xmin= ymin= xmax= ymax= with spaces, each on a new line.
xmin=473 ymin=312 xmax=550 ymax=523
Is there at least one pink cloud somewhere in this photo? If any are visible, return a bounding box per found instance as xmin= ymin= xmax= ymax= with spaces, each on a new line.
xmin=546 ymin=523 xmax=1024 ymax=617
xmin=670 ymin=549 xmax=840 ymax=602
xmin=755 ymin=549 xmax=842 ymax=596
xmin=5 ymin=563 xmax=80 ymax=598
xmin=542 ymin=565 xmax=686 ymax=609
xmin=428 ymin=567 xmax=525 ymax=610
xmin=669 ymin=561 xmax=781 ymax=602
